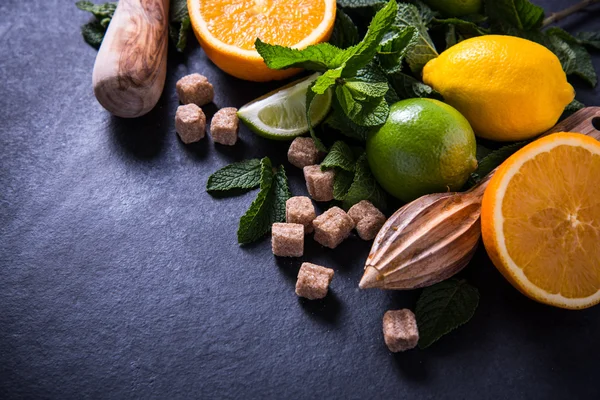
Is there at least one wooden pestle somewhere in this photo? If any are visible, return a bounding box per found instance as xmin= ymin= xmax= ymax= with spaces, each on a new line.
xmin=360 ymin=107 xmax=600 ymax=290
xmin=92 ymin=0 xmax=169 ymax=118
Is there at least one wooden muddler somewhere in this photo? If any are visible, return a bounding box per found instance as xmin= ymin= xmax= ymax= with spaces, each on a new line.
xmin=92 ymin=0 xmax=169 ymax=118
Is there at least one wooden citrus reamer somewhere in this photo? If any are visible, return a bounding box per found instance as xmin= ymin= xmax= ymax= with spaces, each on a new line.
xmin=360 ymin=107 xmax=600 ymax=290
xmin=92 ymin=0 xmax=169 ymax=118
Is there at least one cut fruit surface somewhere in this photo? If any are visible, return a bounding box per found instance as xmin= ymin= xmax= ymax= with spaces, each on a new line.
xmin=481 ymin=132 xmax=600 ymax=309
xmin=188 ymin=0 xmax=336 ymax=81
xmin=237 ymin=73 xmax=332 ymax=140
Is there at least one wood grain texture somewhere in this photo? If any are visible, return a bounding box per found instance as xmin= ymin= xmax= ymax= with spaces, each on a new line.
xmin=92 ymin=0 xmax=169 ymax=118
xmin=360 ymin=107 xmax=600 ymax=290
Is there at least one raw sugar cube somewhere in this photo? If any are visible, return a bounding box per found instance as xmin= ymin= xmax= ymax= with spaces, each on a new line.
xmin=286 ymin=196 xmax=316 ymax=234
xmin=271 ymin=223 xmax=304 ymax=257
xmin=348 ymin=200 xmax=386 ymax=241
xmin=303 ymin=165 xmax=334 ymax=202
xmin=383 ymin=309 xmax=419 ymax=352
xmin=288 ymin=137 xmax=321 ymax=168
xmin=295 ymin=262 xmax=334 ymax=300
xmin=312 ymin=206 xmax=355 ymax=249
xmin=176 ymin=73 xmax=214 ymax=107
xmin=175 ymin=104 xmax=206 ymax=144
xmin=210 ymin=107 xmax=239 ymax=146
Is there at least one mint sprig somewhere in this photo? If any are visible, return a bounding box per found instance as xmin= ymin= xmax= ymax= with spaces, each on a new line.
xmin=394 ymin=3 xmax=439 ymax=73
xmin=321 ymin=141 xmax=356 ymax=172
xmin=415 ymin=279 xmax=479 ymax=349
xmin=206 ymin=159 xmax=263 ymax=193
xmin=343 ymin=153 xmax=387 ymax=210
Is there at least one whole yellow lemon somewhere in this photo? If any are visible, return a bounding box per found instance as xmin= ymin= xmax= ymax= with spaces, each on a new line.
xmin=422 ymin=35 xmax=574 ymax=141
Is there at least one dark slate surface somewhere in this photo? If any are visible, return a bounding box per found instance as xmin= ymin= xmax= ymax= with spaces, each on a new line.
xmin=1 ymin=1 xmax=600 ymax=399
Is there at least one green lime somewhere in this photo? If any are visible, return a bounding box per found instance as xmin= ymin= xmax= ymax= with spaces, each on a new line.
xmin=237 ymin=72 xmax=332 ymax=141
xmin=423 ymin=0 xmax=482 ymax=17
xmin=366 ymin=98 xmax=477 ymax=203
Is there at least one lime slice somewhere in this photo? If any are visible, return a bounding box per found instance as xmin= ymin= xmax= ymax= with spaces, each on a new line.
xmin=237 ymin=72 xmax=333 ymax=140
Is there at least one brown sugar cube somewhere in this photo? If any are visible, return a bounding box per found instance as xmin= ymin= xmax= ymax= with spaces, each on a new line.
xmin=303 ymin=165 xmax=334 ymax=202
xmin=175 ymin=104 xmax=206 ymax=144
xmin=295 ymin=262 xmax=335 ymax=300
xmin=271 ymin=223 xmax=304 ymax=257
xmin=286 ymin=196 xmax=316 ymax=234
xmin=348 ymin=200 xmax=386 ymax=241
xmin=176 ymin=73 xmax=214 ymax=107
xmin=383 ymin=309 xmax=419 ymax=352
xmin=312 ymin=206 xmax=355 ymax=249
xmin=210 ymin=107 xmax=239 ymax=146
xmin=288 ymin=137 xmax=321 ymax=168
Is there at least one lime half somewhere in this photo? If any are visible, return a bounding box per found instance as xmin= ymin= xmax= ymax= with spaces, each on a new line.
xmin=237 ymin=72 xmax=333 ymax=140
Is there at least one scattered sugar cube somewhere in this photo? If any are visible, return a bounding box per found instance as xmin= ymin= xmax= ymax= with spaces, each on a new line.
xmin=303 ymin=165 xmax=334 ymax=202
xmin=271 ymin=223 xmax=304 ymax=257
xmin=312 ymin=206 xmax=355 ymax=249
xmin=383 ymin=309 xmax=419 ymax=352
xmin=348 ymin=200 xmax=386 ymax=241
xmin=176 ymin=73 xmax=214 ymax=107
xmin=210 ymin=107 xmax=239 ymax=146
xmin=175 ymin=104 xmax=206 ymax=144
xmin=286 ymin=196 xmax=316 ymax=234
xmin=295 ymin=262 xmax=334 ymax=300
xmin=288 ymin=137 xmax=321 ymax=168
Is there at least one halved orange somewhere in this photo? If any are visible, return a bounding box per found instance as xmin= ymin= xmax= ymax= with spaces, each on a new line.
xmin=187 ymin=0 xmax=337 ymax=81
xmin=481 ymin=132 xmax=600 ymax=309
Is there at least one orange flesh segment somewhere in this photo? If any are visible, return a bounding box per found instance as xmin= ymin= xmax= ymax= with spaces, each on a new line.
xmin=501 ymin=144 xmax=600 ymax=298
xmin=198 ymin=0 xmax=327 ymax=50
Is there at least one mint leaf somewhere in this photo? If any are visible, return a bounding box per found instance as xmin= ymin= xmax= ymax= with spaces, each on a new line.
xmin=81 ymin=21 xmax=107 ymax=49
xmin=169 ymin=15 xmax=191 ymax=52
xmin=325 ymin=106 xmax=372 ymax=141
xmin=484 ymin=0 xmax=544 ymax=31
xmin=169 ymin=0 xmax=188 ymax=21
xmin=466 ymin=141 xmax=527 ymax=188
xmin=338 ymin=0 xmax=385 ymax=7
xmin=269 ymin=166 xmax=291 ymax=224
xmin=563 ymin=99 xmax=585 ymax=116
xmin=312 ymin=68 xmax=344 ymax=94
xmin=377 ymin=26 xmax=418 ymax=74
xmin=388 ymin=71 xmax=441 ymax=100
xmin=575 ymin=32 xmax=600 ymax=51
xmin=394 ymin=3 xmax=438 ymax=73
xmin=237 ymin=158 xmax=275 ymax=245
xmin=330 ymin=9 xmax=359 ymax=49
xmin=305 ymin=85 xmax=328 ymax=152
xmin=336 ymin=85 xmax=389 ymax=127
xmin=76 ymin=1 xmax=116 ymax=19
xmin=340 ymin=0 xmax=399 ymax=77
xmin=334 ymin=169 xmax=355 ymax=200
xmin=416 ymin=279 xmax=479 ymax=349
xmin=343 ymin=153 xmax=387 ymax=210
xmin=321 ymin=141 xmax=356 ymax=172
xmin=546 ymin=28 xmax=597 ymax=87
xmin=255 ymin=39 xmax=345 ymax=71
xmin=206 ymin=159 xmax=263 ymax=193
xmin=432 ymin=18 xmax=489 ymax=38
xmin=346 ymin=80 xmax=389 ymax=98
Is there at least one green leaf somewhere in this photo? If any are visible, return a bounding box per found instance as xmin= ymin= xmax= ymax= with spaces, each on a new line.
xmin=206 ymin=159 xmax=263 ymax=193
xmin=237 ymin=158 xmax=275 ymax=245
xmin=336 ymin=85 xmax=389 ymax=127
xmin=575 ymin=32 xmax=600 ymax=51
xmin=415 ymin=279 xmax=479 ymax=349
xmin=484 ymin=0 xmax=544 ymax=31
xmin=343 ymin=153 xmax=387 ymax=210
xmin=466 ymin=141 xmax=527 ymax=188
xmin=377 ymin=26 xmax=418 ymax=74
xmin=546 ymin=28 xmax=597 ymax=87
xmin=169 ymin=0 xmax=188 ymax=22
xmin=563 ymin=99 xmax=585 ymax=116
xmin=444 ymin=24 xmax=458 ymax=48
xmin=269 ymin=166 xmax=292 ymax=225
xmin=394 ymin=3 xmax=438 ymax=73
xmin=333 ymin=169 xmax=355 ymax=200
xmin=338 ymin=0 xmax=385 ymax=7
xmin=325 ymin=105 xmax=373 ymax=141
xmin=339 ymin=0 xmax=399 ymax=77
xmin=312 ymin=68 xmax=343 ymax=94
xmin=432 ymin=17 xmax=489 ymax=38
xmin=387 ymin=72 xmax=441 ymax=100
xmin=80 ymin=21 xmax=107 ymax=49
xmin=255 ymin=39 xmax=345 ymax=71
xmin=329 ymin=9 xmax=360 ymax=49
xmin=345 ymin=79 xmax=389 ymax=99
xmin=321 ymin=141 xmax=356 ymax=172
xmin=76 ymin=1 xmax=117 ymax=19
xmin=169 ymin=15 xmax=191 ymax=52
xmin=305 ymin=86 xmax=328 ymax=152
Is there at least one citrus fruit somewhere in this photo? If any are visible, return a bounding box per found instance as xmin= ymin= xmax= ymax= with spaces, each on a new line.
xmin=423 ymin=0 xmax=481 ymax=17
xmin=366 ymin=98 xmax=477 ymax=203
xmin=187 ymin=0 xmax=336 ymax=81
xmin=422 ymin=35 xmax=574 ymax=142
xmin=237 ymin=72 xmax=332 ymax=140
xmin=481 ymin=132 xmax=600 ymax=310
